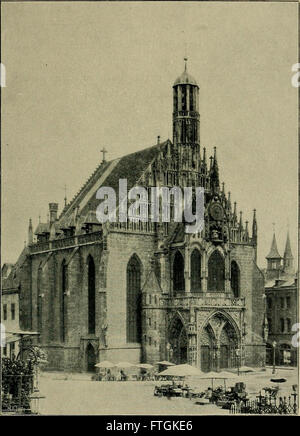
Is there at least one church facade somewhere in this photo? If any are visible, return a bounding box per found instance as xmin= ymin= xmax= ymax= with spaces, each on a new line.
xmin=3 ymin=63 xmax=266 ymax=372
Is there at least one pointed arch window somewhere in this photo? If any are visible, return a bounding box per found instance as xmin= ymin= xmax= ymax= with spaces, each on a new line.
xmin=230 ymin=261 xmax=240 ymax=298
xmin=127 ymin=255 xmax=142 ymax=343
xmin=181 ymin=86 xmax=187 ymax=111
xmin=208 ymin=250 xmax=225 ymax=292
xmin=60 ymin=259 xmax=68 ymax=342
xmin=154 ymin=260 xmax=161 ymax=286
xmin=173 ymin=88 xmax=178 ymax=112
xmin=173 ymin=251 xmax=185 ymax=292
xmin=88 ymin=255 xmax=96 ymax=334
xmin=189 ymin=86 xmax=194 ymax=111
xmin=191 ymin=249 xmax=201 ymax=292
xmin=37 ymin=264 xmax=43 ymax=342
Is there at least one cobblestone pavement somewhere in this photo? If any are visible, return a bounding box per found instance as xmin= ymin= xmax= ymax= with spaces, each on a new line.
xmin=37 ymin=367 xmax=298 ymax=415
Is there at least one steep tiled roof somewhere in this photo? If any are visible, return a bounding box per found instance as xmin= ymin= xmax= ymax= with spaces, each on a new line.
xmin=34 ymin=222 xmax=61 ymax=235
xmin=265 ymin=272 xmax=297 ymax=289
xmin=284 ymin=231 xmax=293 ymax=259
xmin=58 ymin=140 xmax=170 ymax=225
xmin=266 ymin=233 xmax=281 ymax=259
xmin=2 ymin=247 xmax=30 ymax=290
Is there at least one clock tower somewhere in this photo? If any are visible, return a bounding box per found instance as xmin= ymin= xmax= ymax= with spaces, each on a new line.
xmin=173 ymin=58 xmax=200 ymax=171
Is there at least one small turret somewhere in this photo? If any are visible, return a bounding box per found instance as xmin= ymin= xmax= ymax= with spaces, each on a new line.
xmin=245 ymin=221 xmax=249 ymax=238
xmin=252 ymin=209 xmax=258 ymax=262
xmin=233 ymin=202 xmax=237 ymax=224
xmin=49 ymin=203 xmax=58 ymax=224
xmin=202 ymin=147 xmax=207 ymax=168
xmin=221 ymin=182 xmax=225 ymax=196
xmin=28 ymin=218 xmax=33 ymax=245
xmin=266 ymin=229 xmax=282 ymax=280
xmin=239 ymin=211 xmax=243 ymax=231
xmin=252 ymin=209 xmax=257 ymax=241
xmin=227 ymin=191 xmax=232 ymax=213
xmin=210 ymin=147 xmax=219 ymax=193
xmin=173 ymin=58 xmax=200 ymax=155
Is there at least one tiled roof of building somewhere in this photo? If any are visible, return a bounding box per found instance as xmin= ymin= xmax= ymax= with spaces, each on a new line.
xmin=265 ymin=272 xmax=297 ymax=289
xmin=2 ymin=246 xmax=30 ymax=290
xmin=34 ymin=222 xmax=50 ymax=235
xmin=57 ymin=139 xmax=170 ymax=225
xmin=34 ymin=221 xmax=61 ymax=235
xmin=284 ymin=231 xmax=293 ymax=259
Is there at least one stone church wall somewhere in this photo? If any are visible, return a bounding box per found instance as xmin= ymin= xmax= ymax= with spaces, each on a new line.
xmin=105 ymin=231 xmax=157 ymax=364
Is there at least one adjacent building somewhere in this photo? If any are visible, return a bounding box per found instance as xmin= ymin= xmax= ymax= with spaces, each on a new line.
xmin=1 ymin=263 xmax=20 ymax=359
xmin=265 ymin=231 xmax=298 ymax=366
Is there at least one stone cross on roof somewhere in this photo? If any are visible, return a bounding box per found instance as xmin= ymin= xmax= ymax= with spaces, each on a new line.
xmin=101 ymin=147 xmax=107 ymax=163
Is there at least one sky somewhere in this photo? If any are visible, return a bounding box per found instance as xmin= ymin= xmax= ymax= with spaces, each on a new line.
xmin=1 ymin=1 xmax=298 ymax=269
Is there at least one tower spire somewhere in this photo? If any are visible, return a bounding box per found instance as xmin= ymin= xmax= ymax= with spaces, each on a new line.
xmin=266 ymin=228 xmax=282 ymax=279
xmin=233 ymin=202 xmax=237 ymax=222
xmin=173 ymin=60 xmax=200 ymax=171
xmin=283 ymin=229 xmax=294 ymax=274
xmin=64 ymin=184 xmax=67 ymax=207
xmin=184 ymin=56 xmax=188 ymax=72
xmin=252 ymin=209 xmax=257 ymax=240
xmin=239 ymin=211 xmax=243 ymax=231
xmin=203 ymin=147 xmax=206 ymax=165
xmin=227 ymin=191 xmax=232 ymax=212
xmin=210 ymin=147 xmax=220 ymax=193
xmin=266 ymin=231 xmax=281 ymax=259
xmin=245 ymin=220 xmax=249 ymax=239
xmin=28 ymin=218 xmax=33 ymax=245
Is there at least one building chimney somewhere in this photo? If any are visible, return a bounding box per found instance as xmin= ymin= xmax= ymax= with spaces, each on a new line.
xmin=49 ymin=203 xmax=58 ymax=224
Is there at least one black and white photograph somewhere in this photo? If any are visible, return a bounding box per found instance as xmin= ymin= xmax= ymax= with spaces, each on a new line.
xmin=0 ymin=0 xmax=299 ymax=417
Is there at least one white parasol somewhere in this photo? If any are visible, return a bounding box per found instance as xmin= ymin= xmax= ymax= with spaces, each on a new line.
xmin=136 ymin=363 xmax=154 ymax=369
xmin=115 ymin=361 xmax=136 ymax=368
xmin=156 ymin=360 xmax=175 ymax=366
xmin=159 ymin=364 xmax=204 ymax=377
xmin=94 ymin=360 xmax=116 ymax=368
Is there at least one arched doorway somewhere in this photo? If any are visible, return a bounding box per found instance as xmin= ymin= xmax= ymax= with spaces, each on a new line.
xmin=86 ymin=343 xmax=96 ymax=372
xmin=200 ymin=313 xmax=240 ymax=371
xmin=219 ymin=322 xmax=238 ymax=369
xmin=169 ymin=316 xmax=187 ymax=364
xmin=199 ymin=325 xmax=215 ymax=372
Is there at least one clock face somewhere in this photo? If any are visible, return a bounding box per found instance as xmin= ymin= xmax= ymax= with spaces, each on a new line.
xmin=210 ymin=203 xmax=224 ymax=221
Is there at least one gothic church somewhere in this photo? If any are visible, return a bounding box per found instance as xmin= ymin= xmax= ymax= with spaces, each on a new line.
xmin=3 ymin=62 xmax=266 ymax=371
